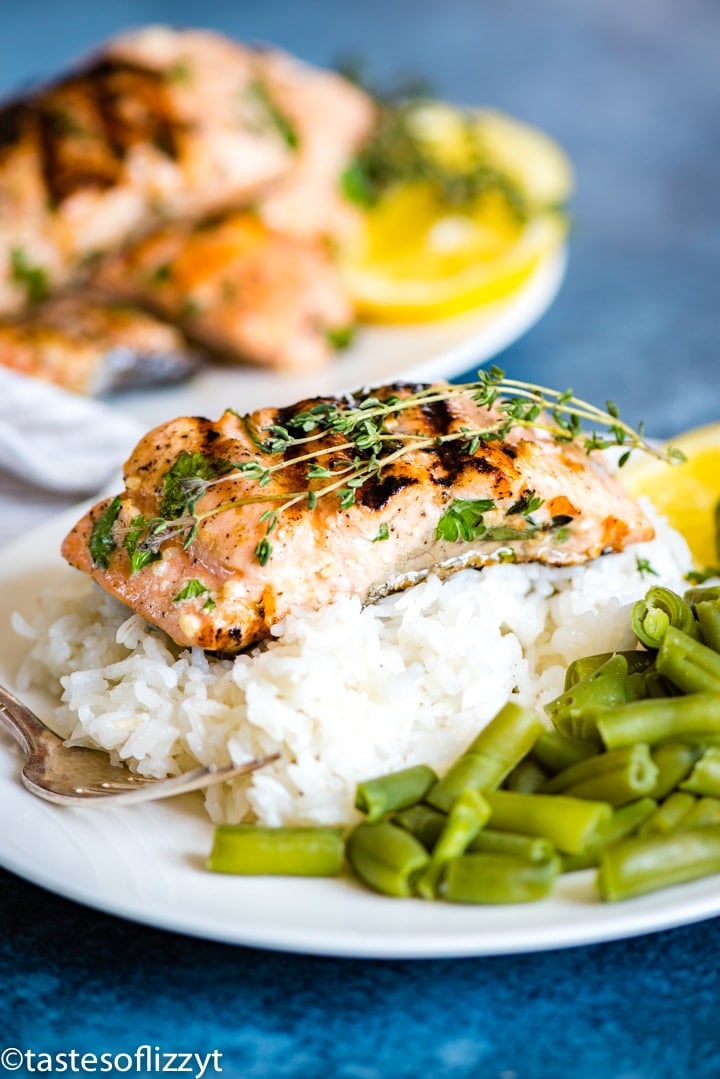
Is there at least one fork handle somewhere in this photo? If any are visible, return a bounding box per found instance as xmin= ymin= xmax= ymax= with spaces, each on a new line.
xmin=0 ymin=684 xmax=59 ymax=755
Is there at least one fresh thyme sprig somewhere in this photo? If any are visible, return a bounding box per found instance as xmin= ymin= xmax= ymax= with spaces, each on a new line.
xmin=94 ymin=368 xmax=683 ymax=572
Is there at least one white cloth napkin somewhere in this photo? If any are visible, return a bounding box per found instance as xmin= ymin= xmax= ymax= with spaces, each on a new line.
xmin=0 ymin=369 xmax=144 ymax=494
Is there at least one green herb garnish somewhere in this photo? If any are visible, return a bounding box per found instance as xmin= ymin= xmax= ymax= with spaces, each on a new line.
xmin=161 ymin=452 xmax=235 ymax=522
xmin=173 ymin=579 xmax=211 ymax=603
xmin=326 ymin=325 xmax=357 ymax=351
xmin=341 ymin=99 xmax=526 ymax=215
xmin=88 ymin=496 xmax=122 ymax=569
xmin=373 ymin=522 xmax=390 ymax=542
xmin=10 ymin=247 xmax=50 ymax=304
xmin=636 ymin=556 xmax=660 ymax=579
xmin=436 ymin=499 xmax=496 ymax=543
xmin=166 ymin=59 xmax=193 ymax=85
xmin=245 ymin=80 xmax=299 ymax=150
xmin=105 ymin=368 xmax=679 ymax=570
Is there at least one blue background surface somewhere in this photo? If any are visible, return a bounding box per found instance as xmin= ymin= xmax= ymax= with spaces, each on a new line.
xmin=1 ymin=1 xmax=719 ymax=1076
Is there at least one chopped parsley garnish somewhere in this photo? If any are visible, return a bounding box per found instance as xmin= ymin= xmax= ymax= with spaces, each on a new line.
xmin=436 ymin=499 xmax=496 ymax=543
xmin=507 ymin=490 xmax=544 ymax=517
xmin=124 ymin=515 xmax=161 ymax=575
xmin=636 ymin=556 xmax=660 ymax=579
xmin=173 ymin=579 xmax=211 ymax=603
xmin=372 ymin=522 xmax=390 ymax=542
xmin=326 ymin=325 xmax=357 ymax=351
xmin=88 ymin=496 xmax=122 ymax=569
xmin=10 ymin=247 xmax=50 ymax=304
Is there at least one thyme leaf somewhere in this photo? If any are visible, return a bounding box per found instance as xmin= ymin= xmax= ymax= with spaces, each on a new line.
xmin=341 ymin=99 xmax=526 ymax=215
xmin=161 ymin=452 xmax=234 ymax=521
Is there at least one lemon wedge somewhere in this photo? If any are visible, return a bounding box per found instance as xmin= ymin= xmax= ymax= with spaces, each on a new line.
xmin=342 ymin=103 xmax=572 ymax=322
xmin=620 ymin=422 xmax=720 ymax=568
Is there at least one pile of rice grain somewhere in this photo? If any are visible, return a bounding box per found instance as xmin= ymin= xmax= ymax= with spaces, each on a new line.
xmin=13 ymin=507 xmax=691 ymax=826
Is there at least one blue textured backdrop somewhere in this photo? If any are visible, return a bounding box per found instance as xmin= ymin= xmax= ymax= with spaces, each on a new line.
xmin=1 ymin=1 xmax=720 ymax=1075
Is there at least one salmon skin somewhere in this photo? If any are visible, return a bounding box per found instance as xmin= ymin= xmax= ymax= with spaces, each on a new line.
xmin=0 ymin=295 xmax=199 ymax=394
xmin=61 ymin=381 xmax=654 ymax=653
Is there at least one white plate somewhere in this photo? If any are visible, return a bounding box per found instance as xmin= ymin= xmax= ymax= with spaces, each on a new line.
xmin=119 ymin=249 xmax=567 ymax=430
xmin=2 ymin=505 xmax=720 ymax=958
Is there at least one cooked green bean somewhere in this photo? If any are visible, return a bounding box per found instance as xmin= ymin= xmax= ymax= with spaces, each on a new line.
xmin=562 ymin=797 xmax=657 ymax=871
xmin=627 ymin=667 xmax=675 ymax=701
xmin=631 ymin=586 xmax=699 ymax=650
xmin=427 ymin=701 xmax=544 ymax=812
xmin=638 ymin=792 xmax=697 ymax=837
xmin=685 ymin=586 xmax=720 ymax=608
xmin=564 ymin=650 xmax=654 ymax=690
xmin=656 ymin=626 xmax=720 ymax=693
xmin=504 ymin=756 xmax=548 ymax=793
xmin=597 ymin=692 xmax=720 ymax=749
xmin=598 ymin=827 xmax=720 ymax=901
xmin=680 ymin=747 xmax=720 ymax=796
xmin=467 ymin=829 xmax=556 ymax=863
xmin=441 ymin=852 xmax=561 ymax=904
xmin=696 ymin=601 xmax=720 ymax=653
xmin=532 ymin=729 xmax=597 ymax=774
xmin=649 ymin=742 xmax=703 ymax=799
xmin=540 ymin=744 xmax=653 ymax=795
xmin=547 ymin=654 xmax=629 ymax=743
xmin=556 ymin=747 xmax=658 ymax=807
xmin=484 ymin=789 xmax=612 ymax=854
xmin=207 ymin=825 xmax=345 ymax=876
xmin=393 ymin=804 xmax=446 ymax=850
xmin=416 ymin=789 xmax=490 ymax=899
xmin=346 ymin=821 xmax=429 ymax=897
xmin=562 ymin=767 xmax=655 ymax=806
xmin=680 ymin=796 xmax=720 ymax=829
xmin=355 ymin=763 xmax=438 ymax=821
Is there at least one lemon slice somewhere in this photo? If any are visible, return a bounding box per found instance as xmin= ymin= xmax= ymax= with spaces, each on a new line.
xmin=342 ymin=103 xmax=572 ymax=322
xmin=620 ymin=422 xmax=720 ymax=567
xmin=345 ymin=195 xmax=566 ymax=322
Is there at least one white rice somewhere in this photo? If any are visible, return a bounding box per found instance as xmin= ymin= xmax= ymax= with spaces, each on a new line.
xmin=12 ymin=504 xmax=693 ymax=827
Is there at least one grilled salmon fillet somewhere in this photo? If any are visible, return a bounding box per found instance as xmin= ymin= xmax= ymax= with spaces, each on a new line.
xmin=0 ymin=294 xmax=198 ymax=394
xmin=94 ymin=211 xmax=354 ymax=371
xmin=0 ymin=27 xmax=300 ymax=314
xmin=61 ymin=382 xmax=655 ymax=654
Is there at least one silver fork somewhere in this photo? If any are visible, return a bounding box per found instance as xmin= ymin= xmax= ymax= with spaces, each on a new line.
xmin=0 ymin=682 xmax=277 ymax=806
